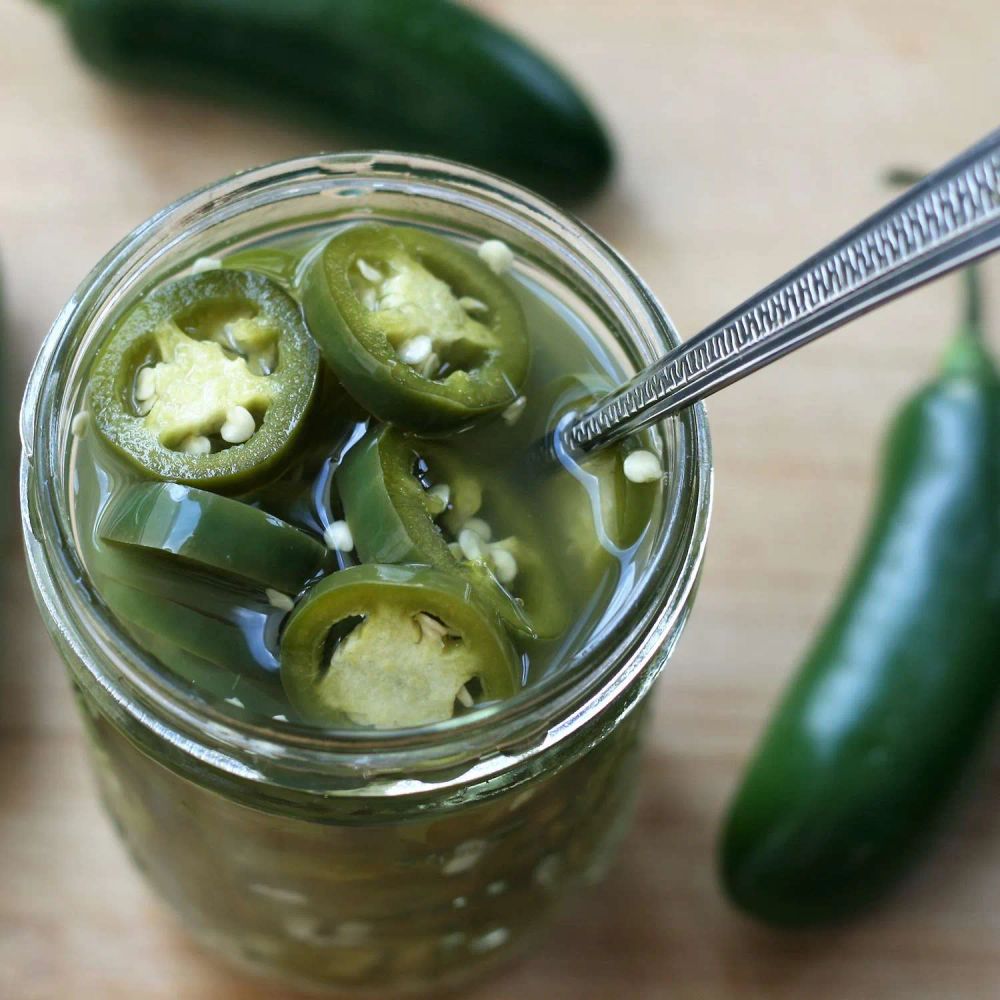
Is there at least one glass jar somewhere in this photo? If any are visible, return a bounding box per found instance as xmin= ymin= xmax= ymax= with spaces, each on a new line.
xmin=20 ymin=154 xmax=712 ymax=995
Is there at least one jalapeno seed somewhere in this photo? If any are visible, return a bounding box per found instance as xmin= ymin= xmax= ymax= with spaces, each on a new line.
xmin=71 ymin=410 xmax=89 ymax=437
xmin=324 ymin=520 xmax=355 ymax=553
xmin=191 ymin=256 xmax=222 ymax=273
xmin=623 ymin=449 xmax=663 ymax=483
xmin=501 ymin=395 xmax=527 ymax=425
xmin=266 ymin=589 xmax=295 ymax=612
xmin=398 ymin=335 xmax=434 ymax=366
xmin=477 ymin=239 xmax=515 ymax=275
xmin=356 ymin=258 xmax=383 ymax=283
xmin=459 ymin=296 xmax=489 ymax=314
xmin=180 ymin=435 xmax=212 ymax=456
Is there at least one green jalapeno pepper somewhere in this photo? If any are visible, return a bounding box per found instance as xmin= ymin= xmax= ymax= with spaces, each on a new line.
xmin=98 ymin=482 xmax=330 ymax=595
xmin=97 ymin=565 xmax=283 ymax=679
xmin=45 ymin=0 xmax=613 ymax=203
xmin=219 ymin=247 xmax=301 ymax=289
xmin=538 ymin=376 xmax=658 ymax=590
xmin=302 ymin=224 xmax=529 ymax=430
xmin=90 ymin=269 xmax=320 ymax=489
xmin=336 ymin=425 xmax=568 ymax=639
xmin=280 ymin=564 xmax=520 ymax=729
xmin=719 ymin=268 xmax=1000 ymax=926
xmin=125 ymin=622 xmax=289 ymax=720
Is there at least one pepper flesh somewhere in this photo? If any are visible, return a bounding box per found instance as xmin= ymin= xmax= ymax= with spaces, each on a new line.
xmin=93 ymin=545 xmax=283 ymax=679
xmin=280 ymin=564 xmax=520 ymax=729
xmin=53 ymin=0 xmax=614 ymax=202
xmin=98 ymin=482 xmax=330 ymax=595
xmin=336 ymin=426 xmax=568 ymax=638
xmin=303 ymin=225 xmax=529 ymax=430
xmin=719 ymin=268 xmax=1000 ymax=926
xmin=90 ymin=269 xmax=319 ymax=489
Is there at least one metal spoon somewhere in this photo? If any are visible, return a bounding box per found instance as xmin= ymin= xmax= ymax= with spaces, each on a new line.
xmin=559 ymin=126 xmax=1000 ymax=459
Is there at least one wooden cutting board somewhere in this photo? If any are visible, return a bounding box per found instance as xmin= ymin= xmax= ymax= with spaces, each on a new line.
xmin=1 ymin=2 xmax=998 ymax=997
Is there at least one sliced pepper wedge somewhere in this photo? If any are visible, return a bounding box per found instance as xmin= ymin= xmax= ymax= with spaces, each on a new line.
xmin=280 ymin=564 xmax=520 ymax=729
xmin=126 ymin=621 xmax=290 ymax=720
xmin=220 ymin=246 xmax=301 ymax=289
xmin=90 ymin=269 xmax=320 ymax=490
xmin=96 ymin=561 xmax=283 ymax=679
xmin=98 ymin=482 xmax=330 ymax=595
xmin=302 ymin=224 xmax=529 ymax=430
xmin=538 ymin=375 xmax=658 ymax=587
xmin=336 ymin=425 xmax=569 ymax=639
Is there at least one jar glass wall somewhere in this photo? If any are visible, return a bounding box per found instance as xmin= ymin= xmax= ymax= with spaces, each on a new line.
xmin=21 ymin=154 xmax=712 ymax=994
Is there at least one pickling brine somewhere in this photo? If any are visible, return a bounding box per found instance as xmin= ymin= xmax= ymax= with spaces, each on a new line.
xmin=70 ymin=224 xmax=662 ymax=730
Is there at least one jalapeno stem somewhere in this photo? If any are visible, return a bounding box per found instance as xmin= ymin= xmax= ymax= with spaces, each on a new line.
xmin=942 ymin=266 xmax=996 ymax=380
xmin=963 ymin=265 xmax=982 ymax=337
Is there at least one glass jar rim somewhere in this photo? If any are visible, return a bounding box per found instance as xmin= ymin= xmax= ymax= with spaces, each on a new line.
xmin=20 ymin=152 xmax=712 ymax=795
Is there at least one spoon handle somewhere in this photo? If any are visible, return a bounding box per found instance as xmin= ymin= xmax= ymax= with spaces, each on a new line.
xmin=565 ymin=126 xmax=1000 ymax=455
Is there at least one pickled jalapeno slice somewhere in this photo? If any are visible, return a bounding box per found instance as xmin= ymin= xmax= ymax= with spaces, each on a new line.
xmin=280 ymin=564 xmax=520 ymax=729
xmin=98 ymin=569 xmax=282 ymax=679
xmin=90 ymin=269 xmax=320 ymax=489
xmin=98 ymin=482 xmax=330 ymax=595
xmin=336 ymin=425 xmax=569 ymax=639
xmin=538 ymin=376 xmax=658 ymax=583
xmin=126 ymin=622 xmax=290 ymax=719
xmin=302 ymin=224 xmax=529 ymax=430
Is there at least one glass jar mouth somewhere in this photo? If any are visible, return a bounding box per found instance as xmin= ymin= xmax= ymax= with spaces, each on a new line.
xmin=20 ymin=152 xmax=712 ymax=791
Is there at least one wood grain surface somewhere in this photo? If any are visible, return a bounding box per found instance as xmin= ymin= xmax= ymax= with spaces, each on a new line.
xmin=2 ymin=2 xmax=999 ymax=998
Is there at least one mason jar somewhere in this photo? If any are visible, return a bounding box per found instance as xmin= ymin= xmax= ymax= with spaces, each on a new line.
xmin=20 ymin=154 xmax=712 ymax=995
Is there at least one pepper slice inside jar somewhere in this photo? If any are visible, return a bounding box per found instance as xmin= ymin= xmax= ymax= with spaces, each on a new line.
xmin=302 ymin=224 xmax=529 ymax=430
xmin=531 ymin=375 xmax=659 ymax=588
xmin=98 ymin=482 xmax=330 ymax=595
xmin=336 ymin=425 xmax=569 ymax=639
xmin=280 ymin=564 xmax=520 ymax=729
xmin=94 ymin=552 xmax=283 ymax=679
xmin=90 ymin=269 xmax=320 ymax=489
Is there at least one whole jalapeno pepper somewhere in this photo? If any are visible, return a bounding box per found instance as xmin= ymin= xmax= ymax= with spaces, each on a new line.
xmin=44 ymin=0 xmax=613 ymax=202
xmin=719 ymin=268 xmax=1000 ymax=926
xmin=336 ymin=424 xmax=568 ymax=639
xmin=280 ymin=564 xmax=521 ymax=730
xmin=98 ymin=482 xmax=331 ymax=596
xmin=303 ymin=224 xmax=529 ymax=431
xmin=90 ymin=269 xmax=320 ymax=490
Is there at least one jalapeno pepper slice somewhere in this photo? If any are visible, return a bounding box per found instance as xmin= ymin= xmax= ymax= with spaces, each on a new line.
xmin=98 ymin=482 xmax=330 ymax=595
xmin=96 ymin=559 xmax=282 ymax=679
xmin=90 ymin=269 xmax=320 ymax=489
xmin=302 ymin=224 xmax=529 ymax=430
xmin=281 ymin=564 xmax=520 ymax=729
xmin=336 ymin=425 xmax=569 ymax=639
xmin=219 ymin=246 xmax=301 ymax=288
xmin=126 ymin=621 xmax=289 ymax=720
xmin=538 ymin=376 xmax=658 ymax=586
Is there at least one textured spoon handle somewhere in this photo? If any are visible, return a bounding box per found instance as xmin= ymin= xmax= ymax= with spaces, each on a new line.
xmin=565 ymin=127 xmax=1000 ymax=455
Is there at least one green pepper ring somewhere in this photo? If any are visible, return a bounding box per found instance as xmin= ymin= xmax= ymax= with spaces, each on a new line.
xmin=336 ymin=425 xmax=569 ymax=639
xmin=281 ymin=564 xmax=521 ymax=728
xmin=98 ymin=481 xmax=331 ymax=596
xmin=302 ymin=224 xmax=530 ymax=431
xmin=90 ymin=269 xmax=320 ymax=490
xmin=539 ymin=374 xmax=658 ymax=555
xmin=96 ymin=568 xmax=281 ymax=679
